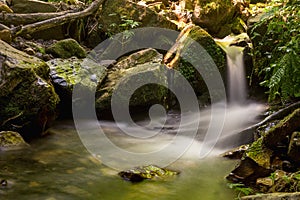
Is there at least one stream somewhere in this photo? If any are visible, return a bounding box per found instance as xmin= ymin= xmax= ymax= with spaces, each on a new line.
xmin=0 ymin=102 xmax=263 ymax=200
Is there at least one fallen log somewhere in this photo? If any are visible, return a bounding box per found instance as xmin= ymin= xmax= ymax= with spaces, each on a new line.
xmin=10 ymin=0 xmax=105 ymax=37
xmin=0 ymin=10 xmax=75 ymax=26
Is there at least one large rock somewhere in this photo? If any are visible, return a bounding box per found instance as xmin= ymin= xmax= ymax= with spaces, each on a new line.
xmin=47 ymin=57 xmax=107 ymax=116
xmin=176 ymin=25 xmax=226 ymax=101
xmin=10 ymin=0 xmax=57 ymax=13
xmin=0 ymin=40 xmax=59 ymax=137
xmin=191 ymin=0 xmax=249 ymax=38
xmin=46 ymin=39 xmax=87 ymax=59
xmin=99 ymin=0 xmax=176 ymax=36
xmin=95 ymin=48 xmax=167 ymax=111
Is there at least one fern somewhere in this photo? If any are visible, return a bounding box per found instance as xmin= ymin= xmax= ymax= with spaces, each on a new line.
xmin=251 ymin=0 xmax=300 ymax=103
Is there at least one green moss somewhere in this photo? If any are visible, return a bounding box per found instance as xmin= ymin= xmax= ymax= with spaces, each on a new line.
xmin=0 ymin=131 xmax=29 ymax=150
xmin=246 ymin=137 xmax=272 ymax=168
xmin=46 ymin=39 xmax=87 ymax=59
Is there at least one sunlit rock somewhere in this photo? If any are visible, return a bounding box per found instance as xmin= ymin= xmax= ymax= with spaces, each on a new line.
xmin=0 ymin=131 xmax=29 ymax=151
xmin=0 ymin=40 xmax=59 ymax=137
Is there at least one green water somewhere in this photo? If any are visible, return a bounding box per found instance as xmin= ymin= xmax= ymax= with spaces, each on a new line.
xmin=0 ymin=121 xmax=237 ymax=200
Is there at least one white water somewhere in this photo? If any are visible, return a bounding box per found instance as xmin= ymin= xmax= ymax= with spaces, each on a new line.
xmin=227 ymin=47 xmax=247 ymax=103
xmin=215 ymin=34 xmax=248 ymax=104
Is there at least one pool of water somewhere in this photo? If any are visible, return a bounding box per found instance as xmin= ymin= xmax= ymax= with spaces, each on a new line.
xmin=0 ymin=120 xmax=240 ymax=200
xmin=1 ymin=102 xmax=264 ymax=200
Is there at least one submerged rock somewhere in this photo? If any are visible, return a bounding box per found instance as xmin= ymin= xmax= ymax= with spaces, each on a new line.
xmin=46 ymin=39 xmax=87 ymax=59
xmin=0 ymin=131 xmax=29 ymax=151
xmin=0 ymin=40 xmax=59 ymax=137
xmin=118 ymin=165 xmax=180 ymax=182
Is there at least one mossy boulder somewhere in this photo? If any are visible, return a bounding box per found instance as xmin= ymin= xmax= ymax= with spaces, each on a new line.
xmin=47 ymin=57 xmax=107 ymax=116
xmin=99 ymin=0 xmax=176 ymax=36
xmin=46 ymin=39 xmax=87 ymax=59
xmin=191 ymin=0 xmax=249 ymax=38
xmin=118 ymin=165 xmax=180 ymax=182
xmin=95 ymin=48 xmax=167 ymax=111
xmin=176 ymin=26 xmax=226 ymax=100
xmin=0 ymin=131 xmax=29 ymax=151
xmin=0 ymin=40 xmax=59 ymax=137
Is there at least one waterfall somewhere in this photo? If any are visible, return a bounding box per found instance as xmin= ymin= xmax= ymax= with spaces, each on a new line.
xmin=215 ymin=35 xmax=247 ymax=104
xmin=226 ymin=46 xmax=247 ymax=103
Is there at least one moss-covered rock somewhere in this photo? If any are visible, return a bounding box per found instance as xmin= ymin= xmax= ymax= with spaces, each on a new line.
xmin=191 ymin=0 xmax=249 ymax=38
xmin=46 ymin=39 xmax=87 ymax=59
xmin=95 ymin=48 xmax=167 ymax=111
xmin=99 ymin=0 xmax=176 ymax=36
xmin=176 ymin=25 xmax=226 ymax=99
xmin=0 ymin=40 xmax=59 ymax=137
xmin=47 ymin=57 xmax=107 ymax=116
xmin=0 ymin=131 xmax=29 ymax=151
xmin=118 ymin=165 xmax=180 ymax=182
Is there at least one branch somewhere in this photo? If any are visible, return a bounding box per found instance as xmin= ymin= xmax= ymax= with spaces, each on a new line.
xmin=11 ymin=0 xmax=105 ymax=37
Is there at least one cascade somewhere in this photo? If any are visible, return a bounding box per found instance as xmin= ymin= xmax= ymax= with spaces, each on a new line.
xmin=215 ymin=34 xmax=248 ymax=104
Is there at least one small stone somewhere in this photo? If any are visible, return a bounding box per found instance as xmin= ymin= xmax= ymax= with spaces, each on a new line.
xmin=256 ymin=177 xmax=273 ymax=187
xmin=24 ymin=47 xmax=35 ymax=55
xmin=1 ymin=179 xmax=7 ymax=187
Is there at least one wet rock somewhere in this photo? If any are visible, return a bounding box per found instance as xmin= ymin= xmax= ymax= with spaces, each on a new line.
xmin=95 ymin=48 xmax=167 ymax=111
xmin=10 ymin=0 xmax=57 ymax=13
xmin=46 ymin=39 xmax=87 ymax=59
xmin=222 ymin=144 xmax=249 ymax=159
xmin=288 ymin=132 xmax=300 ymax=165
xmin=242 ymin=192 xmax=300 ymax=200
xmin=0 ymin=131 xmax=29 ymax=151
xmin=47 ymin=57 xmax=107 ymax=116
xmin=118 ymin=165 xmax=180 ymax=182
xmin=263 ymin=108 xmax=300 ymax=150
xmin=226 ymin=157 xmax=272 ymax=183
xmin=0 ymin=40 xmax=59 ymax=137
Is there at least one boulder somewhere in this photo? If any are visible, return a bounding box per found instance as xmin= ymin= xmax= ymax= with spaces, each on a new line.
xmin=191 ymin=0 xmax=249 ymax=38
xmin=95 ymin=48 xmax=167 ymax=111
xmin=0 ymin=40 xmax=59 ymax=137
xmin=10 ymin=0 xmax=57 ymax=13
xmin=0 ymin=131 xmax=29 ymax=151
xmin=46 ymin=39 xmax=87 ymax=59
xmin=177 ymin=25 xmax=226 ymax=99
xmin=47 ymin=57 xmax=107 ymax=116
xmin=99 ymin=0 xmax=177 ymax=37
xmin=118 ymin=165 xmax=180 ymax=182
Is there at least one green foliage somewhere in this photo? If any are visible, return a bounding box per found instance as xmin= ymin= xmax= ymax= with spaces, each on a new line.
xmin=227 ymin=183 xmax=253 ymax=199
xmin=251 ymin=0 xmax=300 ymax=103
